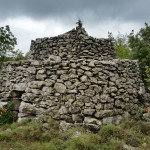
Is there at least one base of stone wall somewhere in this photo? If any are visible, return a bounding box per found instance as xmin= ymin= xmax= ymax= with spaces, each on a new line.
xmin=0 ymin=58 xmax=148 ymax=130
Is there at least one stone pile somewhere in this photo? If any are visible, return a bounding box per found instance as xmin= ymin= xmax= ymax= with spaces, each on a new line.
xmin=0 ymin=24 xmax=147 ymax=131
xmin=0 ymin=57 xmax=145 ymax=130
xmin=28 ymin=27 xmax=115 ymax=61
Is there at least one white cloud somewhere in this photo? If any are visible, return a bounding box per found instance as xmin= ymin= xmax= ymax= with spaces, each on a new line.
xmin=86 ymin=20 xmax=142 ymax=38
xmin=0 ymin=17 xmax=73 ymax=54
xmin=0 ymin=17 xmax=143 ymax=54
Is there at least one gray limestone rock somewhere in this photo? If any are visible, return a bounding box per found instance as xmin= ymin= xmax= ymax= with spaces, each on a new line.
xmin=37 ymin=69 xmax=46 ymax=74
xmin=84 ymin=89 xmax=95 ymax=97
xmin=84 ymin=117 xmax=102 ymax=125
xmin=54 ymin=83 xmax=66 ymax=93
xmin=60 ymin=74 xmax=69 ymax=81
xmin=88 ymin=60 xmax=95 ymax=67
xmin=42 ymin=86 xmax=53 ymax=95
xmin=143 ymin=113 xmax=150 ymax=121
xmin=67 ymin=89 xmax=78 ymax=94
xmin=59 ymin=121 xmax=74 ymax=132
xmin=27 ymin=67 xmax=36 ymax=74
xmin=0 ymin=102 xmax=8 ymax=108
xmin=31 ymin=89 xmax=41 ymax=95
xmin=90 ymin=77 xmax=98 ymax=84
xmin=28 ymin=81 xmax=45 ymax=89
xmin=36 ymin=74 xmax=47 ymax=80
xmin=84 ymin=71 xmax=93 ymax=77
xmin=95 ymin=110 xmax=114 ymax=118
xmin=19 ymin=101 xmax=36 ymax=114
xmin=80 ymin=75 xmax=88 ymax=82
xmin=48 ymin=55 xmax=61 ymax=64
xmin=58 ymin=106 xmax=68 ymax=115
xmin=31 ymin=60 xmax=40 ymax=66
xmin=6 ymin=65 xmax=13 ymax=72
xmin=13 ymin=83 xmax=27 ymax=91
xmin=0 ymin=25 xmax=147 ymax=130
xmin=69 ymin=106 xmax=81 ymax=114
xmin=78 ymin=83 xmax=88 ymax=90
xmin=80 ymin=66 xmax=91 ymax=71
xmin=72 ymin=114 xmax=84 ymax=123
xmin=83 ymin=109 xmax=95 ymax=115
xmin=21 ymin=93 xmax=38 ymax=102
xmin=102 ymin=115 xmax=123 ymax=125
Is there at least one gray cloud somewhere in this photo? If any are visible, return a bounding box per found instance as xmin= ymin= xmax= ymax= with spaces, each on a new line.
xmin=0 ymin=0 xmax=150 ymax=24
xmin=0 ymin=0 xmax=149 ymax=54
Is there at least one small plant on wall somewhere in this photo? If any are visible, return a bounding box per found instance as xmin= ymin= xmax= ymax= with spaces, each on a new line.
xmin=0 ymin=102 xmax=14 ymax=125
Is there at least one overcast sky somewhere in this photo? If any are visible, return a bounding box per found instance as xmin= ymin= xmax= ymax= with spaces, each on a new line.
xmin=0 ymin=0 xmax=150 ymax=54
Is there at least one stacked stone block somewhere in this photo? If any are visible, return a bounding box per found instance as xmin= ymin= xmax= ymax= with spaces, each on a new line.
xmin=0 ymin=25 xmax=146 ymax=130
xmin=28 ymin=27 xmax=115 ymax=61
xmin=0 ymin=57 xmax=145 ymax=130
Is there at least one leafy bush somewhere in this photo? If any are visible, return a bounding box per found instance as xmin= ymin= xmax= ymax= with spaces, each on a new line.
xmin=100 ymin=138 xmax=124 ymax=150
xmin=145 ymin=66 xmax=150 ymax=91
xmin=99 ymin=125 xmax=125 ymax=140
xmin=0 ymin=25 xmax=27 ymax=70
xmin=133 ymin=121 xmax=150 ymax=136
xmin=108 ymin=32 xmax=132 ymax=60
xmin=128 ymin=23 xmax=150 ymax=88
xmin=62 ymin=133 xmax=101 ymax=150
xmin=125 ymin=135 xmax=141 ymax=147
xmin=0 ymin=102 xmax=14 ymax=125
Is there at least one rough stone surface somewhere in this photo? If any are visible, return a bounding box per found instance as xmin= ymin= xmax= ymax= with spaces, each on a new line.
xmin=28 ymin=26 xmax=115 ymax=61
xmin=54 ymin=83 xmax=66 ymax=93
xmin=0 ymin=24 xmax=149 ymax=130
xmin=143 ymin=113 xmax=150 ymax=121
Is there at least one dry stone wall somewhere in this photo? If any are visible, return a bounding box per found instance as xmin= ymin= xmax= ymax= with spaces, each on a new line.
xmin=0 ymin=57 xmax=145 ymax=130
xmin=28 ymin=27 xmax=115 ymax=61
xmin=0 ymin=25 xmax=148 ymax=130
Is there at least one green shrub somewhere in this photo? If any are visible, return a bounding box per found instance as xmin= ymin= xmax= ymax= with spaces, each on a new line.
xmin=125 ymin=135 xmax=141 ymax=147
xmin=99 ymin=125 xmax=125 ymax=140
xmin=42 ymin=138 xmax=63 ymax=150
xmin=135 ymin=107 xmax=144 ymax=120
xmin=59 ymin=126 xmax=86 ymax=141
xmin=0 ymin=119 xmax=150 ymax=149
xmin=12 ymin=121 xmax=43 ymax=141
xmin=0 ymin=102 xmax=14 ymax=125
xmin=100 ymin=138 xmax=124 ymax=150
xmin=62 ymin=133 xmax=101 ymax=150
xmin=0 ymin=131 xmax=12 ymax=142
xmin=146 ymin=66 xmax=150 ymax=92
xmin=10 ymin=119 xmax=30 ymax=129
xmin=121 ymin=119 xmax=137 ymax=129
xmin=133 ymin=121 xmax=150 ymax=136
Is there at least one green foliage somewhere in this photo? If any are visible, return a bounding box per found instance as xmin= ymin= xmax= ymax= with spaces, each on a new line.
xmin=125 ymin=135 xmax=141 ymax=147
xmin=62 ymin=133 xmax=100 ymax=150
xmin=98 ymin=124 xmax=125 ymax=140
xmin=115 ymin=45 xmax=132 ymax=59
xmin=0 ymin=25 xmax=17 ymax=57
xmin=42 ymin=138 xmax=63 ymax=150
xmin=99 ymin=138 xmax=124 ymax=150
xmin=0 ymin=25 xmax=26 ymax=69
xmin=0 ymin=102 xmax=14 ymax=125
xmin=108 ymin=32 xmax=132 ymax=59
xmin=145 ymin=66 xmax=150 ymax=91
xmin=134 ymin=121 xmax=150 ymax=136
xmin=109 ymin=23 xmax=150 ymax=91
xmin=0 ymin=120 xmax=150 ymax=149
xmin=128 ymin=23 xmax=150 ymax=86
xmin=135 ymin=106 xmax=144 ymax=120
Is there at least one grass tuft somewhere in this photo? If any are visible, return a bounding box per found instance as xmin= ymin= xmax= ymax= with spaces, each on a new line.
xmin=0 ymin=119 xmax=150 ymax=149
